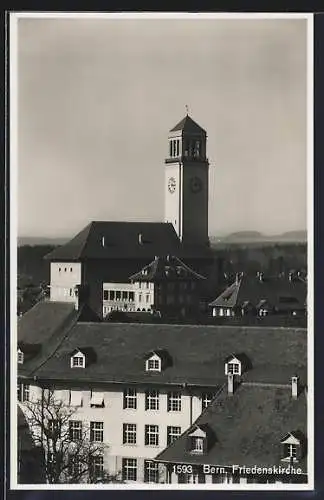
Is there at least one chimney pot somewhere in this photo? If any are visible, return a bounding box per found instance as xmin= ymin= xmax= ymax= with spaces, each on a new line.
xmin=228 ymin=373 xmax=234 ymax=396
xmin=291 ymin=376 xmax=299 ymax=399
xmin=138 ymin=233 xmax=143 ymax=245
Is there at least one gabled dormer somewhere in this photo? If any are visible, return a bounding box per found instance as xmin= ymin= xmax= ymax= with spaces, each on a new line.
xmin=17 ymin=347 xmax=24 ymax=364
xmin=70 ymin=347 xmax=97 ymax=369
xmin=224 ymin=353 xmax=252 ymax=376
xmin=144 ymin=349 xmax=172 ymax=372
xmin=17 ymin=342 xmax=42 ymax=364
xmin=186 ymin=424 xmax=215 ymax=455
xmin=280 ymin=431 xmax=306 ymax=463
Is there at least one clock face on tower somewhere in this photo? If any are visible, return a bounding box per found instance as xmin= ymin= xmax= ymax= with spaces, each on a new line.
xmin=168 ymin=177 xmax=176 ymax=194
xmin=190 ymin=176 xmax=202 ymax=193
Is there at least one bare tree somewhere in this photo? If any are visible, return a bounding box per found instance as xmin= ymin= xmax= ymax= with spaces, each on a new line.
xmin=20 ymin=391 xmax=121 ymax=484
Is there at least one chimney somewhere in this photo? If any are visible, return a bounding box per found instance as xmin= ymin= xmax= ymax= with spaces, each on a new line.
xmin=101 ymin=236 xmax=105 ymax=247
xmin=228 ymin=373 xmax=234 ymax=396
xmin=138 ymin=233 xmax=143 ymax=245
xmin=291 ymin=376 xmax=299 ymax=399
xmin=74 ymin=285 xmax=80 ymax=311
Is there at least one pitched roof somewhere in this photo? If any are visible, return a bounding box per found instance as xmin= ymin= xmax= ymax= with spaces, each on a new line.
xmin=17 ymin=301 xmax=88 ymax=377
xmin=19 ymin=322 xmax=307 ymax=387
xmin=155 ymin=384 xmax=307 ymax=472
xmin=209 ymin=274 xmax=307 ymax=311
xmin=18 ymin=301 xmax=76 ymax=344
xmin=129 ymin=255 xmax=206 ymax=282
xmin=44 ymin=221 xmax=211 ymax=261
xmin=170 ymin=115 xmax=207 ymax=135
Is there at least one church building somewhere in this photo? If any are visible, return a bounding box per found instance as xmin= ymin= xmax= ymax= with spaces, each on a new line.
xmin=45 ymin=114 xmax=215 ymax=319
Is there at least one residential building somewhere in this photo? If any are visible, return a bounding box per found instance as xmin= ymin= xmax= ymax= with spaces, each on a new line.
xmin=17 ymin=301 xmax=307 ymax=484
xmin=209 ymin=272 xmax=306 ymax=320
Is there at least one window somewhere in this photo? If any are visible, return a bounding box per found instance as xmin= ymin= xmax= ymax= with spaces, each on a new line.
xmin=17 ymin=383 xmax=30 ymax=402
xmin=90 ymin=455 xmax=104 ymax=482
xmin=17 ymin=350 xmax=24 ymax=364
xmin=123 ymin=388 xmax=137 ymax=409
xmin=146 ymin=358 xmax=161 ymax=372
xmin=59 ymin=268 xmax=61 ymax=272
xmin=191 ymin=436 xmax=204 ymax=454
xmin=145 ymin=425 xmax=159 ymax=446
xmin=116 ymin=291 xmax=121 ymax=301
xmin=202 ymin=392 xmax=214 ymax=410
xmin=123 ymin=423 xmax=137 ymax=445
xmin=129 ymin=291 xmax=134 ymax=302
xmin=146 ymin=294 xmax=150 ymax=303
xmin=288 ymin=444 xmax=297 ymax=458
xmin=72 ymin=355 xmax=85 ymax=368
xmin=103 ymin=290 xmax=109 ymax=300
xmin=90 ymin=422 xmax=104 ymax=442
xmin=70 ymin=267 xmax=73 ymax=272
xmin=122 ymin=291 xmax=128 ymax=300
xmin=48 ymin=419 xmax=61 ymax=437
xmin=145 ymin=390 xmax=159 ymax=410
xmin=283 ymin=443 xmax=298 ymax=459
xmin=109 ymin=291 xmax=115 ymax=300
xmin=144 ymin=460 xmax=159 ymax=483
xmin=122 ymin=458 xmax=137 ymax=481
xmin=70 ymin=390 xmax=83 ymax=407
xmin=167 ymin=426 xmax=181 ymax=445
xmin=167 ymin=391 xmax=181 ymax=412
xmin=139 ymin=294 xmax=142 ymax=303
xmin=90 ymin=391 xmax=105 ymax=408
xmin=227 ymin=363 xmax=240 ymax=375
xmin=69 ymin=420 xmax=82 ymax=441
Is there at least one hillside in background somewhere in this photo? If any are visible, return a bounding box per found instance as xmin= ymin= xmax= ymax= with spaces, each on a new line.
xmin=18 ymin=237 xmax=69 ymax=247
xmin=210 ymin=230 xmax=307 ymax=244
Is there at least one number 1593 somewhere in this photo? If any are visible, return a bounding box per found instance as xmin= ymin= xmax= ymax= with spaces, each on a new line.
xmin=173 ymin=465 xmax=193 ymax=474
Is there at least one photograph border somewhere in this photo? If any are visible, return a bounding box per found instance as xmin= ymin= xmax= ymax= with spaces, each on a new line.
xmin=7 ymin=10 xmax=315 ymax=493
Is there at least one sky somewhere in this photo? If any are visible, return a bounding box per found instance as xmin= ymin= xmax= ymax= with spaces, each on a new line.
xmin=16 ymin=15 xmax=308 ymax=238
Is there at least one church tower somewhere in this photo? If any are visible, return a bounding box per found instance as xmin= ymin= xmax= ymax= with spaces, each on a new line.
xmin=164 ymin=114 xmax=209 ymax=246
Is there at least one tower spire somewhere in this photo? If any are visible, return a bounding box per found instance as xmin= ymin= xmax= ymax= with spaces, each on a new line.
xmin=185 ymin=104 xmax=189 ymax=116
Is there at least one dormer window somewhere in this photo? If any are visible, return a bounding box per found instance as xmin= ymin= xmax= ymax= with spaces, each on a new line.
xmin=187 ymin=425 xmax=211 ymax=455
xmin=146 ymin=355 xmax=161 ymax=372
xmin=227 ymin=362 xmax=240 ymax=375
xmin=225 ymin=356 xmax=242 ymax=376
xmin=191 ymin=436 xmax=204 ymax=453
xmin=145 ymin=349 xmax=172 ymax=373
xmin=280 ymin=432 xmax=305 ymax=463
xmin=71 ymin=351 xmax=86 ymax=368
xmin=72 ymin=356 xmax=85 ymax=368
xmin=17 ymin=349 xmax=24 ymax=364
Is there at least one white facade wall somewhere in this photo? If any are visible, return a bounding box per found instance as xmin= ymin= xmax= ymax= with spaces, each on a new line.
xmin=18 ymin=382 xmax=209 ymax=483
xmin=133 ymin=281 xmax=155 ymax=312
xmin=50 ymin=262 xmax=82 ymax=304
xmin=102 ymin=282 xmax=155 ymax=317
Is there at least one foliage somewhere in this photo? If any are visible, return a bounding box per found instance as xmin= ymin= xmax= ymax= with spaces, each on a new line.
xmin=21 ymin=392 xmax=121 ymax=484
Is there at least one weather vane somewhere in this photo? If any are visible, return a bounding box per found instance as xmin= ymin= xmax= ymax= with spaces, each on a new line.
xmin=185 ymin=104 xmax=189 ymax=115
